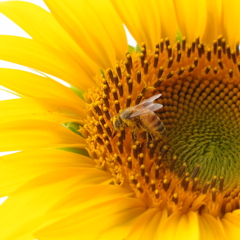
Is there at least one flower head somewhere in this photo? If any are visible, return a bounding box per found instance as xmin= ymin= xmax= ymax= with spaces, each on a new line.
xmin=0 ymin=0 xmax=240 ymax=239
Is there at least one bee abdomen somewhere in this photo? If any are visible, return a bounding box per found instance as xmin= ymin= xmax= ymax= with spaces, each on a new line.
xmin=141 ymin=112 xmax=166 ymax=136
xmin=156 ymin=122 xmax=166 ymax=135
xmin=150 ymin=117 xmax=166 ymax=134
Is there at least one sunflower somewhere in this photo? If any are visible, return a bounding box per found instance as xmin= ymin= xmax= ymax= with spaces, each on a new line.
xmin=0 ymin=0 xmax=240 ymax=239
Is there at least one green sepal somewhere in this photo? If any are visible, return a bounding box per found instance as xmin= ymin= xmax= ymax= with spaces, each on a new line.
xmin=135 ymin=44 xmax=141 ymax=53
xmin=100 ymin=69 xmax=105 ymax=78
xmin=70 ymin=86 xmax=85 ymax=100
xmin=176 ymin=30 xmax=182 ymax=42
xmin=64 ymin=122 xmax=83 ymax=137
xmin=58 ymin=147 xmax=89 ymax=156
xmin=128 ymin=45 xmax=135 ymax=53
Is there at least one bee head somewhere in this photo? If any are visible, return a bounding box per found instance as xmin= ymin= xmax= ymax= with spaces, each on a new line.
xmin=112 ymin=116 xmax=122 ymax=131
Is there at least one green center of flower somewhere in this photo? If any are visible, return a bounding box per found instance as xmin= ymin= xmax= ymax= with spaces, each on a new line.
xmin=161 ymin=77 xmax=240 ymax=191
xmin=82 ymin=37 xmax=240 ymax=218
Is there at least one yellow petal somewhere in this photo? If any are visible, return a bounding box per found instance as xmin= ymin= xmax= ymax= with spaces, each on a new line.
xmin=0 ymin=119 xmax=86 ymax=151
xmin=174 ymin=0 xmax=207 ymax=43
xmin=0 ymin=35 xmax=94 ymax=91
xmin=0 ymin=149 xmax=95 ymax=196
xmin=44 ymin=185 xmax=133 ymax=218
xmin=199 ymin=214 xmax=227 ymax=240
xmin=161 ymin=211 xmax=200 ymax=240
xmin=222 ymin=0 xmax=240 ymax=48
xmin=176 ymin=212 xmax=200 ymax=240
xmin=112 ymin=0 xmax=162 ymax=50
xmin=126 ymin=208 xmax=168 ymax=240
xmin=86 ymin=0 xmax=128 ymax=61
xmin=44 ymin=0 xmax=126 ymax=69
xmin=202 ymin=0 xmax=222 ymax=44
xmin=156 ymin=0 xmax=178 ymax=44
xmin=35 ymin=185 xmax=145 ymax=240
xmin=221 ymin=210 xmax=240 ymax=240
xmin=0 ymin=97 xmax=85 ymax=124
xmin=0 ymin=167 xmax=108 ymax=240
xmin=0 ymin=68 xmax=82 ymax=102
xmin=0 ymin=1 xmax=99 ymax=77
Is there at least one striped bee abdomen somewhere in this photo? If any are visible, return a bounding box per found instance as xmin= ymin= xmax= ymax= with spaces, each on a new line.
xmin=140 ymin=111 xmax=166 ymax=137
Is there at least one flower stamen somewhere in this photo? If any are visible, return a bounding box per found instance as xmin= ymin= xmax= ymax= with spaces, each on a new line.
xmin=83 ymin=36 xmax=240 ymax=218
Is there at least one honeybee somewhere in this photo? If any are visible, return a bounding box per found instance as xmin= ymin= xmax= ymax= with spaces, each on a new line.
xmin=112 ymin=94 xmax=166 ymax=143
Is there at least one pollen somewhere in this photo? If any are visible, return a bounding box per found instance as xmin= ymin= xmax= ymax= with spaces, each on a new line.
xmin=82 ymin=37 xmax=240 ymax=218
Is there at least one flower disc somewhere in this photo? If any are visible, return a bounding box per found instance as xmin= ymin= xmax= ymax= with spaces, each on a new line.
xmin=83 ymin=37 xmax=240 ymax=218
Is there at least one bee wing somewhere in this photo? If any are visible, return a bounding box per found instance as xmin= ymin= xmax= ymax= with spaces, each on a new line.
xmin=127 ymin=94 xmax=162 ymax=119
xmin=128 ymin=103 xmax=163 ymax=118
xmin=135 ymin=93 xmax=162 ymax=107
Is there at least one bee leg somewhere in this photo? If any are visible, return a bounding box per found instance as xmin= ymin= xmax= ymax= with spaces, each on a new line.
xmin=146 ymin=132 xmax=154 ymax=148
xmin=140 ymin=131 xmax=147 ymax=140
xmin=132 ymin=128 xmax=138 ymax=143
